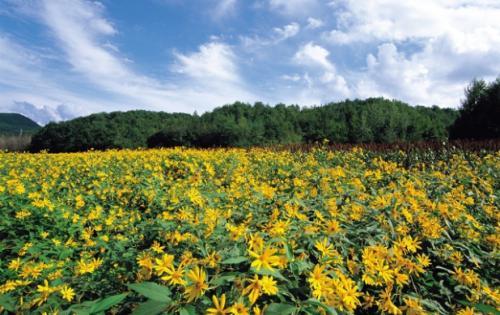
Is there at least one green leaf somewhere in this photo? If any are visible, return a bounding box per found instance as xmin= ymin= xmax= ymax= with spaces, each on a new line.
xmin=179 ymin=305 xmax=197 ymax=315
xmin=61 ymin=299 xmax=96 ymax=315
xmin=0 ymin=294 xmax=15 ymax=312
xmin=221 ymin=256 xmax=248 ymax=264
xmin=210 ymin=275 xmax=236 ymax=286
xmin=284 ymin=243 xmax=294 ymax=261
xmin=89 ymin=293 xmax=128 ymax=314
xmin=132 ymin=299 xmax=169 ymax=315
xmin=472 ymin=303 xmax=500 ymax=315
xmin=265 ymin=303 xmax=297 ymax=315
xmin=128 ymin=282 xmax=172 ymax=302
xmin=304 ymin=299 xmax=338 ymax=315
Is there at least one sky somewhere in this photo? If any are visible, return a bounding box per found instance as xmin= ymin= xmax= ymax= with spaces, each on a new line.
xmin=0 ymin=0 xmax=499 ymax=124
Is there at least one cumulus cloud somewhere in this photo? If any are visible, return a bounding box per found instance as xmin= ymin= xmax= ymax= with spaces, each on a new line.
xmin=290 ymin=43 xmax=350 ymax=100
xmin=1 ymin=0 xmax=497 ymax=116
xmin=322 ymin=0 xmax=500 ymax=107
xmin=293 ymin=42 xmax=334 ymax=71
xmin=173 ymin=42 xmax=240 ymax=83
xmin=325 ymin=1 xmax=500 ymax=48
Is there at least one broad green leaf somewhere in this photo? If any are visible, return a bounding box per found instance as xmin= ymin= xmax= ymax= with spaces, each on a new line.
xmin=132 ymin=299 xmax=169 ymax=315
xmin=89 ymin=293 xmax=128 ymax=314
xmin=128 ymin=282 xmax=172 ymax=302
xmin=265 ymin=303 xmax=297 ymax=315
xmin=0 ymin=294 xmax=15 ymax=312
xmin=179 ymin=305 xmax=197 ymax=315
xmin=472 ymin=303 xmax=500 ymax=315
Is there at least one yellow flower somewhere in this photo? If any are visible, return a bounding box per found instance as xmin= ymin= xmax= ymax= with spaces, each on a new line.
xmin=378 ymin=286 xmax=401 ymax=315
xmin=161 ymin=265 xmax=186 ymax=286
xmin=401 ymin=236 xmax=421 ymax=253
xmin=402 ymin=297 xmax=425 ymax=315
xmin=137 ymin=253 xmax=154 ymax=271
xmin=204 ymin=251 xmax=221 ymax=268
xmin=150 ymin=241 xmax=165 ymax=254
xmin=37 ymin=280 xmax=54 ymax=295
xmin=207 ymin=293 xmax=230 ymax=315
xmin=259 ymin=276 xmax=278 ymax=295
xmin=184 ymin=266 xmax=208 ymax=302
xmin=8 ymin=258 xmax=22 ymax=271
xmin=252 ymin=306 xmax=263 ymax=315
xmin=59 ymin=285 xmax=75 ymax=302
xmin=75 ymin=257 xmax=103 ymax=275
xmin=242 ymin=275 xmax=261 ymax=304
xmin=248 ymin=246 xmax=280 ymax=271
xmin=154 ymin=254 xmax=175 ymax=275
xmin=308 ymin=264 xmax=328 ymax=291
xmin=457 ymin=306 xmax=478 ymax=315
xmin=230 ymin=302 xmax=249 ymax=315
xmin=314 ymin=238 xmax=333 ymax=258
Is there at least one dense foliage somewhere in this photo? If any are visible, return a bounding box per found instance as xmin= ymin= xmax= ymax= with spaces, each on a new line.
xmin=0 ymin=113 xmax=40 ymax=136
xmin=450 ymin=78 xmax=500 ymax=140
xmin=30 ymin=111 xmax=193 ymax=152
xmin=30 ymin=98 xmax=458 ymax=152
xmin=0 ymin=147 xmax=498 ymax=314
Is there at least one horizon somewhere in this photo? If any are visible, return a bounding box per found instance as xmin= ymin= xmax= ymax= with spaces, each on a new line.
xmin=6 ymin=97 xmax=457 ymax=127
xmin=1 ymin=0 xmax=499 ymax=125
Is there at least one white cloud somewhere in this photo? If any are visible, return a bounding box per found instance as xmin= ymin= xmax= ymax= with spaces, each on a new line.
xmin=289 ymin=43 xmax=351 ymax=101
xmin=6 ymin=102 xmax=76 ymax=125
xmin=1 ymin=0 xmax=259 ymax=120
xmin=173 ymin=42 xmax=240 ymax=83
xmin=293 ymin=42 xmax=334 ymax=71
xmin=306 ymin=17 xmax=324 ymax=29
xmin=0 ymin=33 xmax=106 ymax=121
xmin=274 ymin=22 xmax=300 ymax=41
xmin=325 ymin=0 xmax=500 ymax=49
xmin=239 ymin=22 xmax=300 ymax=51
xmin=352 ymin=42 xmax=466 ymax=107
xmin=321 ymin=0 xmax=500 ymax=107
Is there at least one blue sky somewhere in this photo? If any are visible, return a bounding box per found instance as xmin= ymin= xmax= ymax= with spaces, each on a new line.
xmin=1 ymin=0 xmax=499 ymax=124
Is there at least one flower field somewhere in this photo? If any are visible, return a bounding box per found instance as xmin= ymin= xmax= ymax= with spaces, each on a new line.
xmin=0 ymin=148 xmax=499 ymax=314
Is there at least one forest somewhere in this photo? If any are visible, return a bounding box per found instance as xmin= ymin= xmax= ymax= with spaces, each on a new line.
xmin=29 ymin=98 xmax=457 ymax=152
xmin=23 ymin=77 xmax=500 ymax=152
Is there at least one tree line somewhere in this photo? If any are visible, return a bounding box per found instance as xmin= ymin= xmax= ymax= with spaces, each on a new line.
xmin=28 ymin=78 xmax=499 ymax=152
xmin=29 ymin=98 xmax=457 ymax=152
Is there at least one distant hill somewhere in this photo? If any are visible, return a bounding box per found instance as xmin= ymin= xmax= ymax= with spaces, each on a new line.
xmin=0 ymin=113 xmax=41 ymax=135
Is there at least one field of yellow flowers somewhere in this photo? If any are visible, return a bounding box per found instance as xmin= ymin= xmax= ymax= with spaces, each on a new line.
xmin=0 ymin=148 xmax=499 ymax=314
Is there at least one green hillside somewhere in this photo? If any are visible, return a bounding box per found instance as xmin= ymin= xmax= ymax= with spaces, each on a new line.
xmin=0 ymin=113 xmax=41 ymax=135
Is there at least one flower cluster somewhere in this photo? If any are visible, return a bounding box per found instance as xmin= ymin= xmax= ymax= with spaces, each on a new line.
xmin=0 ymin=148 xmax=498 ymax=314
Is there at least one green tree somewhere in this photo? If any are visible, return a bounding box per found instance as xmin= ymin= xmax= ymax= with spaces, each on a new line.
xmin=450 ymin=78 xmax=500 ymax=139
